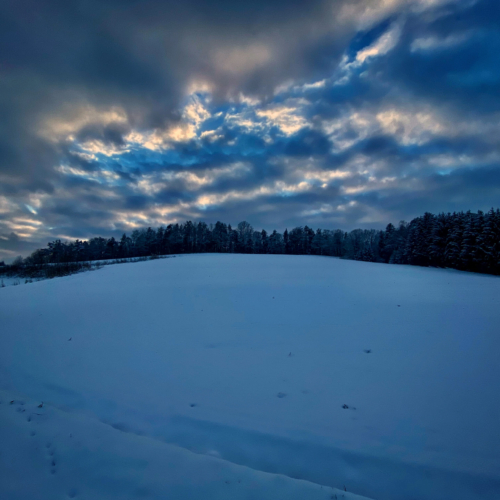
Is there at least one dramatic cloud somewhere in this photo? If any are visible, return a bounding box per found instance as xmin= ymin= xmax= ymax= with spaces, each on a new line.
xmin=1 ymin=0 xmax=499 ymax=260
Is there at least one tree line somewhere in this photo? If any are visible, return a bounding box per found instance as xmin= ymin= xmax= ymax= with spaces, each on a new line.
xmin=6 ymin=208 xmax=500 ymax=275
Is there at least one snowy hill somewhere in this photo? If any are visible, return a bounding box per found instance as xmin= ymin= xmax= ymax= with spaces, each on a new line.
xmin=1 ymin=254 xmax=499 ymax=500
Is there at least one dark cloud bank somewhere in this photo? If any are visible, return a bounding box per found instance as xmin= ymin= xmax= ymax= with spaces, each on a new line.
xmin=1 ymin=0 xmax=499 ymax=260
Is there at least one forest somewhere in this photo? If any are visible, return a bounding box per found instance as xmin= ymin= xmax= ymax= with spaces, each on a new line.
xmin=3 ymin=208 xmax=500 ymax=276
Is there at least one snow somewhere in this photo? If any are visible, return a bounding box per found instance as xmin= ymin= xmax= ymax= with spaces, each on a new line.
xmin=0 ymin=276 xmax=27 ymax=287
xmin=1 ymin=254 xmax=499 ymax=500
xmin=0 ymin=391 xmax=366 ymax=500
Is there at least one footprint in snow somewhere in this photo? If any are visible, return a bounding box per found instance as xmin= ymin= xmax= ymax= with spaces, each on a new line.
xmin=68 ymin=488 xmax=78 ymax=498
xmin=44 ymin=443 xmax=57 ymax=474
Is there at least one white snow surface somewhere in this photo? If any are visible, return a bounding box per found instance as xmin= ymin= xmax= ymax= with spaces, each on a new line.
xmin=1 ymin=254 xmax=499 ymax=500
xmin=0 ymin=390 xmax=367 ymax=500
xmin=0 ymin=276 xmax=26 ymax=287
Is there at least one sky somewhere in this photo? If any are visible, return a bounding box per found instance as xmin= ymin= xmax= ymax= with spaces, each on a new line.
xmin=1 ymin=0 xmax=500 ymax=261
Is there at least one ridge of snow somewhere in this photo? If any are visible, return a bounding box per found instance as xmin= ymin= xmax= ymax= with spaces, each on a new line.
xmin=0 ymin=390 xmax=371 ymax=500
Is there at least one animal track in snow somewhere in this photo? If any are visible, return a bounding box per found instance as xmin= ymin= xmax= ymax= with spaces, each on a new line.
xmin=67 ymin=488 xmax=78 ymax=498
xmin=45 ymin=442 xmax=57 ymax=474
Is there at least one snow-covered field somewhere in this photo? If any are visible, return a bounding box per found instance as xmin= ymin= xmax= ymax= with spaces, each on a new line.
xmin=1 ymin=254 xmax=499 ymax=500
xmin=0 ymin=276 xmax=26 ymax=287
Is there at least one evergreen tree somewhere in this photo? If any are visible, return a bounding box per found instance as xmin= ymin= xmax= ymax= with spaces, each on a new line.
xmin=283 ymin=229 xmax=290 ymax=254
xmin=261 ymin=229 xmax=268 ymax=254
xmin=444 ymin=212 xmax=464 ymax=268
xmin=23 ymin=208 xmax=500 ymax=275
xmin=429 ymin=213 xmax=449 ymax=267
